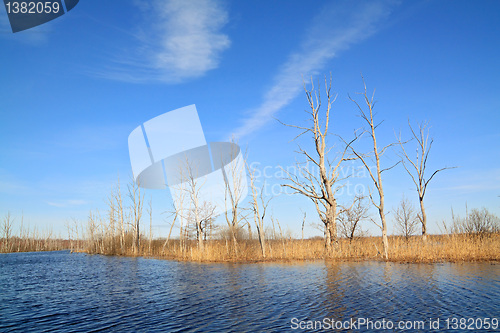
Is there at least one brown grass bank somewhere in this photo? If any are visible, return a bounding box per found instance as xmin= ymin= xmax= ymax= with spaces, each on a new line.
xmin=77 ymin=233 xmax=499 ymax=263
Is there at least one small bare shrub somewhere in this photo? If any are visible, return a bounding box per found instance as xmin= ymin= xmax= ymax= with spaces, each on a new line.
xmin=394 ymin=195 xmax=419 ymax=240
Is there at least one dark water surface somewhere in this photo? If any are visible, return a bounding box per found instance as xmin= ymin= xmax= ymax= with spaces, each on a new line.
xmin=0 ymin=251 xmax=498 ymax=332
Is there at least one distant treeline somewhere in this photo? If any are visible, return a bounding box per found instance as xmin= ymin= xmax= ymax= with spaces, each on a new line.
xmin=0 ymin=212 xmax=67 ymax=252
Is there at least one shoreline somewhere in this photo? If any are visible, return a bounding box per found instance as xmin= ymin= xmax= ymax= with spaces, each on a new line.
xmin=3 ymin=249 xmax=499 ymax=265
xmin=3 ymin=234 xmax=499 ymax=264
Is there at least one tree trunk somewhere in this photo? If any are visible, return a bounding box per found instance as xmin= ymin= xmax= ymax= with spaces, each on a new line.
xmin=135 ymin=220 xmax=140 ymax=254
xmin=419 ymin=196 xmax=427 ymax=241
xmin=231 ymin=209 xmax=238 ymax=255
xmin=197 ymin=221 xmax=204 ymax=251
xmin=374 ymin=123 xmax=389 ymax=260
xmin=231 ymin=225 xmax=238 ymax=256
xmin=327 ymin=223 xmax=337 ymax=250
xmin=380 ymin=209 xmax=389 ymax=259
xmin=378 ymin=185 xmax=389 ymax=259
xmin=257 ymin=226 xmax=266 ymax=258
xmin=324 ymin=204 xmax=338 ymax=252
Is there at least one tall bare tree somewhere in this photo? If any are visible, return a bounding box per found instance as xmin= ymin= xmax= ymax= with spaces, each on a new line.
xmin=87 ymin=210 xmax=97 ymax=253
xmin=348 ymin=77 xmax=398 ymax=259
xmin=246 ymin=161 xmax=272 ymax=258
xmin=1 ymin=212 xmax=14 ymax=252
xmin=222 ymin=142 xmax=247 ymax=255
xmin=169 ymin=175 xmax=188 ymax=253
xmin=148 ymin=196 xmax=152 ymax=255
xmin=128 ymin=178 xmax=144 ymax=254
xmin=175 ymin=157 xmax=213 ymax=252
xmin=187 ymin=168 xmax=203 ymax=250
xmin=397 ymin=120 xmax=455 ymax=241
xmin=281 ymin=76 xmax=356 ymax=252
xmin=162 ymin=203 xmax=179 ymax=252
xmin=109 ymin=177 xmax=125 ymax=253
xmin=394 ymin=195 xmax=419 ymax=240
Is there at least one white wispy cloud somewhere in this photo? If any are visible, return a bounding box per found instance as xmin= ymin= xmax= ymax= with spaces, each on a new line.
xmin=47 ymin=199 xmax=88 ymax=208
xmin=434 ymin=168 xmax=500 ymax=194
xmin=231 ymin=0 xmax=397 ymax=139
xmin=99 ymin=0 xmax=230 ymax=83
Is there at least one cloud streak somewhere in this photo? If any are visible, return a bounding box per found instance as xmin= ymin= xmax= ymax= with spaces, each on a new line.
xmin=231 ymin=0 xmax=397 ymax=139
xmin=434 ymin=168 xmax=500 ymax=193
xmin=47 ymin=200 xmax=88 ymax=208
xmin=98 ymin=0 xmax=230 ymax=83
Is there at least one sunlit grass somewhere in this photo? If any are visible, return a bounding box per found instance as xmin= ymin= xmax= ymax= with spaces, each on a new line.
xmin=2 ymin=233 xmax=498 ymax=263
xmin=2 ymin=212 xmax=498 ymax=263
xmin=70 ymin=233 xmax=499 ymax=263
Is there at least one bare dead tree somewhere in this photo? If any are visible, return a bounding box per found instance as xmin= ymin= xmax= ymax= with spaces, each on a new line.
xmin=87 ymin=210 xmax=96 ymax=253
xmin=148 ymin=196 xmax=152 ymax=255
xmin=223 ymin=141 xmax=247 ymax=255
xmin=182 ymin=201 xmax=216 ymax=246
xmin=394 ymin=195 xmax=419 ymax=240
xmin=170 ymin=178 xmax=187 ymax=253
xmin=280 ymin=76 xmax=356 ymax=252
xmin=18 ymin=213 xmax=26 ymax=252
xmin=338 ymin=195 xmax=370 ymax=242
xmin=450 ymin=207 xmax=499 ymax=236
xmin=65 ymin=220 xmax=73 ymax=252
xmin=109 ymin=176 xmax=125 ymax=253
xmin=176 ymin=158 xmax=212 ymax=252
xmin=348 ymin=76 xmax=398 ymax=259
xmin=397 ymin=120 xmax=456 ymax=241
xmin=106 ymin=181 xmax=122 ymax=254
xmin=246 ymin=161 xmax=272 ymax=258
xmin=162 ymin=204 xmax=179 ymax=252
xmin=188 ymin=177 xmax=204 ymax=251
xmin=190 ymin=201 xmax=216 ymax=241
xmin=247 ymin=221 xmax=252 ymax=240
xmin=466 ymin=208 xmax=500 ymax=235
xmin=72 ymin=218 xmax=80 ymax=251
xmin=97 ymin=209 xmax=105 ymax=253
xmin=128 ymin=177 xmax=144 ymax=254
xmin=1 ymin=212 xmax=14 ymax=252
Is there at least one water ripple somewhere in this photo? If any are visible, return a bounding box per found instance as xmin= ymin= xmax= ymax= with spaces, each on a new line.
xmin=0 ymin=252 xmax=499 ymax=332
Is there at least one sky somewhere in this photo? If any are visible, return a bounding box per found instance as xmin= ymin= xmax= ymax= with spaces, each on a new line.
xmin=1 ymin=0 xmax=499 ymax=238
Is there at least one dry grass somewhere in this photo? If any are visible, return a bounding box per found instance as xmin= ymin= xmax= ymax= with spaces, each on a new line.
xmin=3 ymin=233 xmax=498 ymax=263
xmin=386 ymin=234 xmax=500 ymax=263
xmin=3 ymin=213 xmax=498 ymax=263
xmin=76 ymin=233 xmax=499 ymax=263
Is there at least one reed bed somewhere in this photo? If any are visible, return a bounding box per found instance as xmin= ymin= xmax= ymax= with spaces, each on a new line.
xmin=2 ymin=211 xmax=498 ymax=263
xmin=76 ymin=233 xmax=499 ymax=263
xmin=2 ymin=233 xmax=498 ymax=263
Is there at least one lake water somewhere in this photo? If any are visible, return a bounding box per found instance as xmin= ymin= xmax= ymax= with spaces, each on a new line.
xmin=0 ymin=251 xmax=498 ymax=332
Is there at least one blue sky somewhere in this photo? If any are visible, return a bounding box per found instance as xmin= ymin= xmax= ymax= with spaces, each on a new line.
xmin=1 ymin=0 xmax=499 ymax=238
